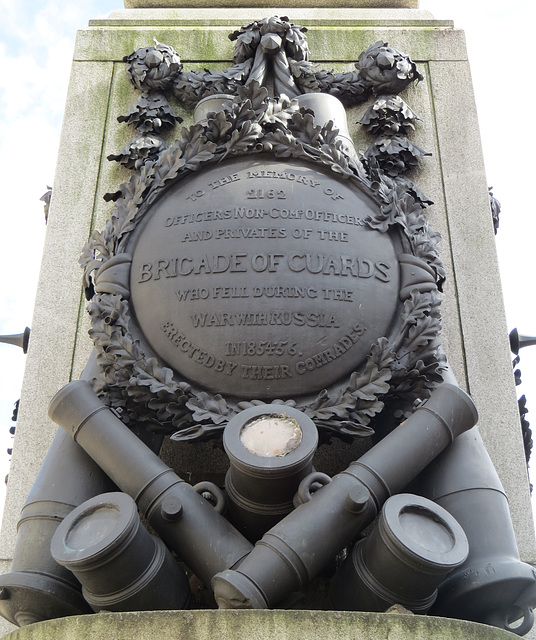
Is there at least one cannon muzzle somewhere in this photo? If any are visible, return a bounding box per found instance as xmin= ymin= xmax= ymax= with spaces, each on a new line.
xmin=51 ymin=492 xmax=190 ymax=612
xmin=415 ymin=426 xmax=536 ymax=635
xmin=223 ymin=404 xmax=319 ymax=541
xmin=0 ymin=429 xmax=114 ymax=626
xmin=0 ymin=327 xmax=30 ymax=353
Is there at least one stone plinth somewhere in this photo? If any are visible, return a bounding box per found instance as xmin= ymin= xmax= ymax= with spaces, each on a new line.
xmin=124 ymin=0 xmax=419 ymax=7
xmin=0 ymin=611 xmax=524 ymax=640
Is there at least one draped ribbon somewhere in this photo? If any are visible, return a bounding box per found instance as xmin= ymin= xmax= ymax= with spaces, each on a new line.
xmin=246 ymin=33 xmax=301 ymax=99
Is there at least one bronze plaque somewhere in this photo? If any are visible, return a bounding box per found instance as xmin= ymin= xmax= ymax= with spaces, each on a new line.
xmin=130 ymin=157 xmax=400 ymax=399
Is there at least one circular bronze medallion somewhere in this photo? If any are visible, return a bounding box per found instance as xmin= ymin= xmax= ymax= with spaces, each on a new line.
xmin=129 ymin=157 xmax=400 ymax=399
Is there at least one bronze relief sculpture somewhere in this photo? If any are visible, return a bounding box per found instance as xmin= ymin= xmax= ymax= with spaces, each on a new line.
xmin=1 ymin=17 xmax=535 ymax=637
xmin=84 ymin=21 xmax=441 ymax=442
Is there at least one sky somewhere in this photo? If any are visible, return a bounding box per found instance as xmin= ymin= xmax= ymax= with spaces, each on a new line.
xmin=0 ymin=0 xmax=535 ymax=523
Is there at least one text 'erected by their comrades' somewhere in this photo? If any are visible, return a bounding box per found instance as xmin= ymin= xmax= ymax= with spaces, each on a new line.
xmin=160 ymin=320 xmax=367 ymax=379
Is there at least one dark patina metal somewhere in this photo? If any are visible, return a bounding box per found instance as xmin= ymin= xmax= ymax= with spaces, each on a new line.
xmin=48 ymin=380 xmax=253 ymax=588
xmin=330 ymin=493 xmax=469 ymax=613
xmin=51 ymin=492 xmax=190 ymax=613
xmin=129 ymin=154 xmax=400 ymax=400
xmin=0 ymin=327 xmax=30 ymax=354
xmin=82 ymin=83 xmax=442 ymax=442
xmin=0 ymin=429 xmax=113 ymax=626
xmin=0 ymin=354 xmax=119 ymax=627
xmin=415 ymin=424 xmax=536 ymax=635
xmin=211 ymin=383 xmax=478 ymax=609
xmin=510 ymin=328 xmax=536 ymax=355
xmin=223 ymin=404 xmax=318 ymax=540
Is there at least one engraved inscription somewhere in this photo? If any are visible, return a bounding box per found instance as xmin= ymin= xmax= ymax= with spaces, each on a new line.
xmin=181 ymin=228 xmax=288 ymax=242
xmin=130 ymin=158 xmax=400 ymax=398
xmin=240 ymin=364 xmax=293 ymax=380
xmin=317 ymin=230 xmax=348 ymax=242
xmin=163 ymin=209 xmax=366 ymax=228
xmin=295 ymin=323 xmax=366 ymax=374
xmin=208 ymin=172 xmax=241 ymax=190
xmin=190 ymin=311 xmax=340 ymax=328
xmin=176 ymin=287 xmax=248 ymax=301
xmin=137 ymin=254 xmax=392 ymax=282
xmin=252 ymin=286 xmax=318 ymax=299
xmin=246 ymin=170 xmax=321 ymax=189
xmin=173 ymin=286 xmax=354 ymax=302
xmin=225 ymin=340 xmax=297 ymax=357
xmin=181 ymin=227 xmax=349 ymax=242
xmin=246 ymin=189 xmax=287 ymax=199
xmin=161 ymin=322 xmax=238 ymax=375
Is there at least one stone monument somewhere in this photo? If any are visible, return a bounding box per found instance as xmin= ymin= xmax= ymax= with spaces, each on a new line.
xmin=1 ymin=1 xmax=535 ymax=639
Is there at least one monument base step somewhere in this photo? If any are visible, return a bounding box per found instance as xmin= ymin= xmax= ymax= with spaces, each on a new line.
xmin=1 ymin=609 xmax=522 ymax=640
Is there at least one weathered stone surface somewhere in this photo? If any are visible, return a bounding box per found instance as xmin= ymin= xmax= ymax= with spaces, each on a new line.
xmin=0 ymin=60 xmax=114 ymax=562
xmin=0 ymin=60 xmax=115 ymax=640
xmin=428 ymin=58 xmax=535 ymax=558
xmin=79 ymin=12 xmax=457 ymax=63
xmin=98 ymin=8 xmax=447 ymax=27
xmin=124 ymin=0 xmax=419 ymax=8
xmin=0 ymin=610 xmax=523 ymax=640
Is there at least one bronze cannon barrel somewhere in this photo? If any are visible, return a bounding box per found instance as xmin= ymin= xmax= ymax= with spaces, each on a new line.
xmin=0 ymin=428 xmax=113 ymax=626
xmin=212 ymin=383 xmax=478 ymax=609
xmin=416 ymin=425 xmax=536 ymax=634
xmin=51 ymin=492 xmax=191 ymax=613
xmin=410 ymin=361 xmax=536 ymax=635
xmin=48 ymin=380 xmax=253 ymax=587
